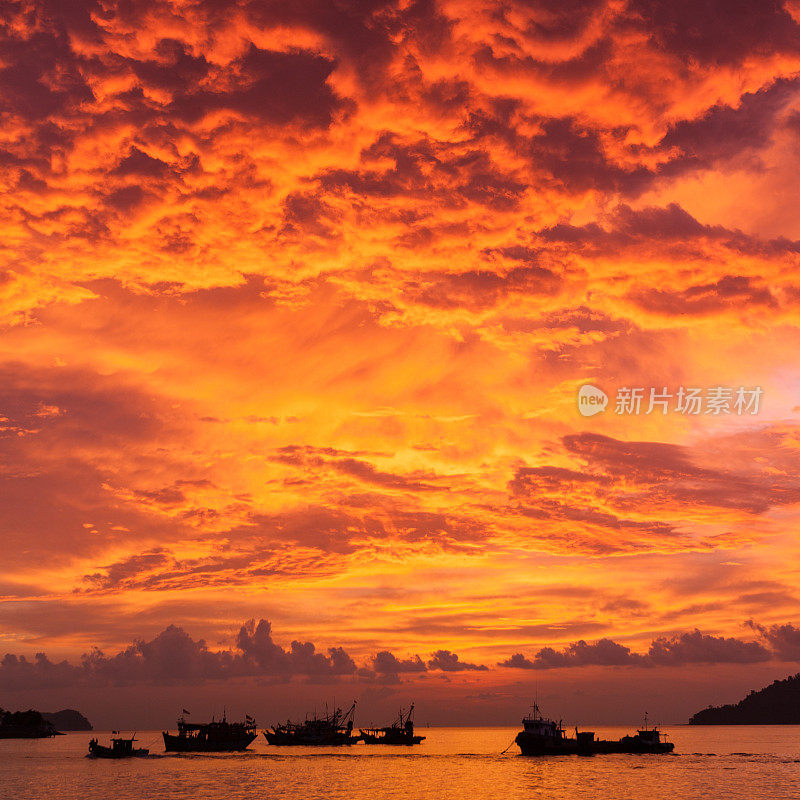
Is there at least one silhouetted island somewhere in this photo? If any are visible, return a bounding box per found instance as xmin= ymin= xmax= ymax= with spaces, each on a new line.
xmin=0 ymin=709 xmax=60 ymax=738
xmin=690 ymin=673 xmax=800 ymax=724
xmin=42 ymin=709 xmax=93 ymax=731
xmin=0 ymin=708 xmax=93 ymax=737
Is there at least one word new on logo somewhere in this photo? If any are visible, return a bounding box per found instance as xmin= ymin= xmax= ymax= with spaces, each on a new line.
xmin=577 ymin=384 xmax=608 ymax=417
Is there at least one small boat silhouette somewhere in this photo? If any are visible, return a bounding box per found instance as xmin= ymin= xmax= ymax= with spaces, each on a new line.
xmin=264 ymin=701 xmax=358 ymax=746
xmin=87 ymin=733 xmax=149 ymax=759
xmin=359 ymin=703 xmax=425 ymax=745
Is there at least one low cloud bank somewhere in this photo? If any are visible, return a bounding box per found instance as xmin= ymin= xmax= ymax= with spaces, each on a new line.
xmin=0 ymin=619 xmax=488 ymax=690
xmin=4 ymin=620 xmax=798 ymax=691
xmin=499 ymin=624 xmax=798 ymax=669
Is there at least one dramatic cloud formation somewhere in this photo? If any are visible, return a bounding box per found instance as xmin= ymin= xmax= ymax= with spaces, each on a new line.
xmin=372 ymin=651 xmax=428 ymax=675
xmin=747 ymin=621 xmax=800 ymax=661
xmin=2 ymin=0 xmax=800 ymax=721
xmin=5 ymin=619 xmax=799 ymax=696
xmin=0 ymin=619 xmax=361 ymax=691
xmin=0 ymin=618 xmax=492 ymax=690
xmin=501 ymin=638 xmax=645 ymax=669
xmin=501 ymin=626 xmax=797 ymax=669
xmin=647 ymin=630 xmax=771 ymax=665
xmin=427 ymin=650 xmax=489 ymax=672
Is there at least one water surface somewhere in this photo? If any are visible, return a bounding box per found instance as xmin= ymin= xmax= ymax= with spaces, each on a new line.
xmin=1 ymin=726 xmax=799 ymax=800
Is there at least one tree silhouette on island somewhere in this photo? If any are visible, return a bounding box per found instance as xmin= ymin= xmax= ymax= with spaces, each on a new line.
xmin=0 ymin=708 xmax=92 ymax=738
xmin=690 ymin=674 xmax=800 ymax=724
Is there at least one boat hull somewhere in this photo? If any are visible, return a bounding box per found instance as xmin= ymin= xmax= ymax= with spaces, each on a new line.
xmin=515 ymin=732 xmax=674 ymax=756
xmin=359 ymin=731 xmax=425 ymax=745
xmin=515 ymin=733 xmax=582 ymax=756
xmin=596 ymin=737 xmax=674 ymax=755
xmin=87 ymin=745 xmax=149 ymax=759
xmin=162 ymin=732 xmax=256 ymax=752
xmin=263 ymin=730 xmax=357 ymax=746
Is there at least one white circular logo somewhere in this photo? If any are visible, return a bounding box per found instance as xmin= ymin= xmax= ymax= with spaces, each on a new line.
xmin=577 ymin=384 xmax=608 ymax=416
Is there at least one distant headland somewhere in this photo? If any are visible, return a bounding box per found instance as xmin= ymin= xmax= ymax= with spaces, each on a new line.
xmin=41 ymin=709 xmax=93 ymax=731
xmin=690 ymin=674 xmax=800 ymax=724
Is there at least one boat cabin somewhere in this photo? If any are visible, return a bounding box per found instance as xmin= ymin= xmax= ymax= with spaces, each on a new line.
xmin=636 ymin=714 xmax=668 ymax=745
xmin=521 ymin=704 xmax=564 ymax=739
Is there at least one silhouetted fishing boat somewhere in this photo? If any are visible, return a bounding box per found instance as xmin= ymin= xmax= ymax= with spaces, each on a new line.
xmin=515 ymin=705 xmax=674 ymax=756
xmin=359 ymin=703 xmax=425 ymax=745
xmin=514 ymin=703 xmax=575 ymax=755
xmin=264 ymin=702 xmax=357 ymax=745
xmin=162 ymin=712 xmax=257 ymax=752
xmin=87 ymin=734 xmax=149 ymax=758
xmin=597 ymin=715 xmax=674 ymax=754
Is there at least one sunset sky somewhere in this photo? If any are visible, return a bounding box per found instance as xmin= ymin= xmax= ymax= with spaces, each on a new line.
xmin=3 ymin=0 xmax=800 ymax=728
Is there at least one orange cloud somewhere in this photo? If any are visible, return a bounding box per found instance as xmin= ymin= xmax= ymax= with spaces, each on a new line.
xmin=2 ymin=1 xmax=800 ymax=719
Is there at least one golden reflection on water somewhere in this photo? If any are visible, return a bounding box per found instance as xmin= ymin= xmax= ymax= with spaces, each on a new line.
xmin=1 ymin=727 xmax=799 ymax=800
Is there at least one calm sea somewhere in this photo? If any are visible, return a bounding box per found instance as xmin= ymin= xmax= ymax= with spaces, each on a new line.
xmin=1 ymin=726 xmax=799 ymax=800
